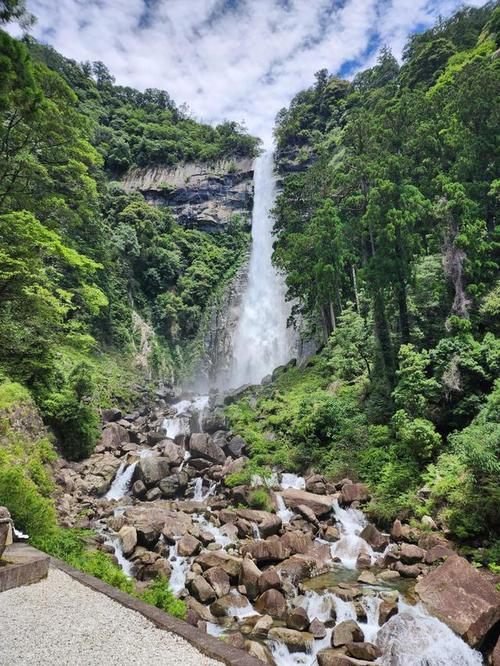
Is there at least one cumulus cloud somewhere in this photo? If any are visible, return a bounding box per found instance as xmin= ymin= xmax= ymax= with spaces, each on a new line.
xmin=9 ymin=0 xmax=486 ymax=144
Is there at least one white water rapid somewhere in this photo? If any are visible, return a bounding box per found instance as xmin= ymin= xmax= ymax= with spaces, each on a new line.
xmin=228 ymin=151 xmax=294 ymax=388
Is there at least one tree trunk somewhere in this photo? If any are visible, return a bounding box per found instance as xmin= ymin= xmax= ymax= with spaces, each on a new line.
xmin=351 ymin=264 xmax=360 ymax=313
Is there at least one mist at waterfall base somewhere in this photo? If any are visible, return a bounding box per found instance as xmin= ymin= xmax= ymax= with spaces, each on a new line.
xmin=225 ymin=151 xmax=295 ymax=389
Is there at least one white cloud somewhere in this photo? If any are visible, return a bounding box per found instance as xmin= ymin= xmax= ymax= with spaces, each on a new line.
xmin=8 ymin=0 xmax=487 ymax=145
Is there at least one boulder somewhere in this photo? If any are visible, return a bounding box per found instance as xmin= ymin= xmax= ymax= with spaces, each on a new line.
xmin=132 ymin=479 xmax=147 ymax=499
xmin=309 ymin=618 xmax=327 ymax=639
xmin=415 ymin=555 xmax=500 ymax=647
xmin=317 ymin=651 xmax=354 ymax=666
xmin=195 ymin=550 xmax=242 ymax=578
xmin=424 ymin=544 xmax=455 ymax=564
xmin=210 ymin=591 xmax=250 ymax=617
xmin=204 ymin=566 xmax=230 ymax=598
xmin=145 ymin=487 xmax=161 ymax=501
xmin=346 ymin=642 xmax=381 ymax=661
xmin=101 ymin=422 xmax=129 ymax=449
xmin=189 ymin=575 xmax=216 ymax=603
xmin=135 ymin=523 xmax=160 ymax=549
xmin=258 ymin=568 xmax=282 ymax=595
xmin=188 ymin=597 xmax=216 ymax=623
xmin=379 ymin=599 xmax=398 ymax=625
xmin=189 ymin=433 xmax=226 ymax=464
xmin=341 ymin=483 xmax=369 ymax=504
xmin=268 ymin=628 xmax=314 ymax=652
xmin=280 ymin=531 xmax=313 ymax=555
xmin=305 ymin=474 xmax=327 ymax=494
xmin=118 ymin=525 xmax=137 ymax=557
xmin=394 ymin=561 xmax=423 ymax=578
xmin=102 ymin=408 xmax=122 ymax=423
xmin=160 ymin=439 xmax=185 ymax=466
xmin=147 ymin=431 xmax=167 ymax=446
xmin=239 ymin=554 xmax=262 ymax=600
xmin=296 ymin=504 xmax=320 ymax=527
xmin=177 ymin=534 xmax=201 ymax=557
xmin=251 ymin=614 xmax=274 ymax=637
xmin=227 ymin=435 xmax=246 ymax=458
xmin=287 ymin=606 xmax=310 ymax=631
xmin=241 ymin=538 xmax=290 ymax=563
xmin=158 ymin=476 xmax=179 ymax=499
xmin=332 ymin=620 xmax=364 ymax=647
xmin=281 ymin=489 xmax=335 ymax=517
xmin=255 ymin=589 xmax=287 ymax=619
xmin=399 ymin=542 xmax=426 ymax=564
xmin=236 ymin=509 xmax=282 ymax=538
xmin=390 ymin=519 xmax=411 ymax=542
xmin=323 ymin=526 xmax=340 ymax=542
xmin=244 ymin=640 xmax=276 ymax=665
xmin=134 ymin=457 xmax=170 ymax=488
xmin=359 ymin=524 xmax=389 ymax=551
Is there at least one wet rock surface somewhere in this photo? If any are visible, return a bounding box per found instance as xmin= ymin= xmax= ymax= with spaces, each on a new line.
xmin=52 ymin=389 xmax=496 ymax=666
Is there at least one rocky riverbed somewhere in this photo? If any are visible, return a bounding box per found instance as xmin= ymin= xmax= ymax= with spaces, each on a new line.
xmin=51 ymin=388 xmax=500 ymax=666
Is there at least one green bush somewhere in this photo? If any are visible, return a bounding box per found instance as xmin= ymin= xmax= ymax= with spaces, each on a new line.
xmin=32 ymin=528 xmax=134 ymax=594
xmin=43 ymin=361 xmax=99 ymax=460
xmin=248 ymin=488 xmax=273 ymax=512
xmin=139 ymin=575 xmax=187 ymax=619
xmin=0 ymin=465 xmax=57 ymax=538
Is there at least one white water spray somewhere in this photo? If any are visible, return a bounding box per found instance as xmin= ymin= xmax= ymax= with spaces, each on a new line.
xmin=228 ymin=151 xmax=294 ymax=387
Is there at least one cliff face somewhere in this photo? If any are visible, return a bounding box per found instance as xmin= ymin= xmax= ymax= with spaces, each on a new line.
xmin=121 ymin=157 xmax=254 ymax=233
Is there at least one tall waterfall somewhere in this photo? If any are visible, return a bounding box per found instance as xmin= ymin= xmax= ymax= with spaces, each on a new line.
xmin=227 ymin=151 xmax=294 ymax=388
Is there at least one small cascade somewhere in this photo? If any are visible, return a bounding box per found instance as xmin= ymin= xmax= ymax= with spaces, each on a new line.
xmin=359 ymin=595 xmax=382 ymax=643
xmin=105 ymin=449 xmax=152 ymax=501
xmin=302 ymin=590 xmax=338 ymax=623
xmin=280 ymin=473 xmax=305 ymax=490
xmin=162 ymin=395 xmax=209 ymax=439
xmin=193 ymin=477 xmax=203 ymax=501
xmin=178 ymin=449 xmax=191 ymax=472
xmin=225 ymin=592 xmax=258 ymax=619
xmin=330 ymin=499 xmax=374 ymax=569
xmin=251 ymin=523 xmax=261 ymax=540
xmin=167 ymin=543 xmax=190 ymax=595
xmin=276 ymin=493 xmax=294 ymax=524
xmin=194 ymin=515 xmax=234 ymax=547
xmin=377 ymin=600 xmax=483 ymax=666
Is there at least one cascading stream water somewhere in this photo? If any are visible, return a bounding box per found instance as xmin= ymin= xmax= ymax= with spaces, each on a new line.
xmin=228 ymin=151 xmax=294 ymax=388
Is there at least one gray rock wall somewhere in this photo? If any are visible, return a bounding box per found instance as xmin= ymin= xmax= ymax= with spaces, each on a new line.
xmin=121 ymin=158 xmax=254 ymax=233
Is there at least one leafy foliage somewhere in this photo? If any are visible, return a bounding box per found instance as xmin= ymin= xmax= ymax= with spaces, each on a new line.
xmin=226 ymin=4 xmax=500 ymax=548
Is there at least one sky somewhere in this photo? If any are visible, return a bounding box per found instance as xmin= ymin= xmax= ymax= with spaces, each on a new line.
xmin=9 ymin=0 xmax=486 ymax=144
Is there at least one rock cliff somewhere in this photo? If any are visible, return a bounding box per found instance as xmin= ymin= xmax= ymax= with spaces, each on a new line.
xmin=121 ymin=157 xmax=254 ymax=233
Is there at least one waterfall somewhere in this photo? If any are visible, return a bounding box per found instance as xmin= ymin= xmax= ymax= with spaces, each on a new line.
xmin=330 ymin=499 xmax=374 ymax=569
xmin=228 ymin=151 xmax=294 ymax=388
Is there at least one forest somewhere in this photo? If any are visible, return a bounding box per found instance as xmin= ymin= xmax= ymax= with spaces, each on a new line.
xmin=0 ymin=13 xmax=258 ymax=460
xmin=229 ymin=3 xmax=499 ymax=560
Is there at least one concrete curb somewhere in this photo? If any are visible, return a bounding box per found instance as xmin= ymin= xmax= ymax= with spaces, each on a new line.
xmin=49 ymin=556 xmax=263 ymax=666
xmin=1 ymin=544 xmax=49 ymax=593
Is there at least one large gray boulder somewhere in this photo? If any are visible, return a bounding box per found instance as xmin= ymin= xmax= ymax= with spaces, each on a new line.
xmin=415 ymin=555 xmax=500 ymax=647
xmin=133 ymin=457 xmax=170 ymax=488
xmin=189 ymin=433 xmax=226 ymax=464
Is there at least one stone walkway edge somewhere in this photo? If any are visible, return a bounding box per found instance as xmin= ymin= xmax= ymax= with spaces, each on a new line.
xmin=49 ymin=554 xmax=262 ymax=666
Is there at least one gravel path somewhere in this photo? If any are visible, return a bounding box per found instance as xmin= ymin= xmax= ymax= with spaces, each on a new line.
xmin=0 ymin=568 xmax=222 ymax=666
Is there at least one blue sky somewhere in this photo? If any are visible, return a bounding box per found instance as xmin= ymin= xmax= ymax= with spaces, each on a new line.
xmin=9 ymin=0 xmax=486 ymax=144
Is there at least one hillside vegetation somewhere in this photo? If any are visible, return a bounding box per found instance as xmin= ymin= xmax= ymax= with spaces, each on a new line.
xmin=228 ymin=4 xmax=499 ymax=562
xmin=0 ymin=17 xmax=258 ymax=461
